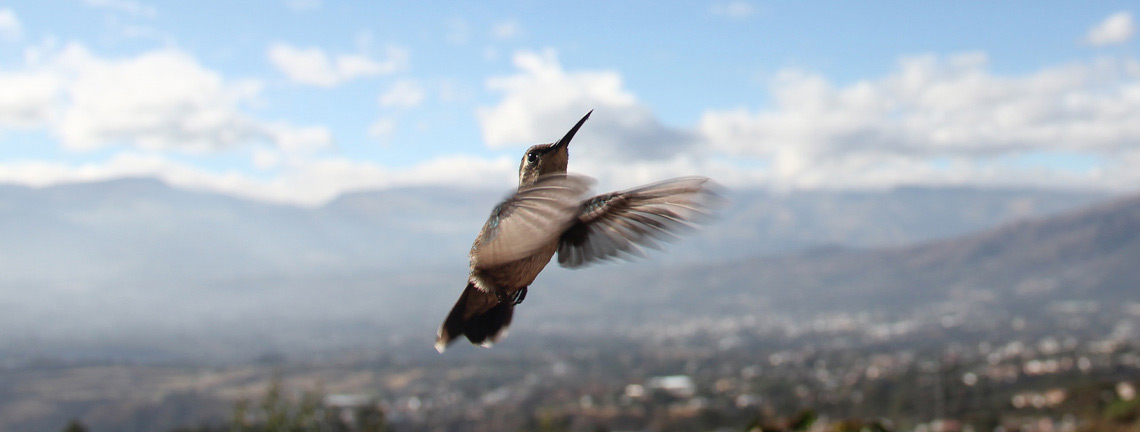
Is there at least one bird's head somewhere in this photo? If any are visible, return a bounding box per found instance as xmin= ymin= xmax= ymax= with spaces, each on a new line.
xmin=518 ymin=110 xmax=592 ymax=187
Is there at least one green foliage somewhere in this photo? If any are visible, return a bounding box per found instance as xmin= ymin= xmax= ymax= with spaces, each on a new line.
xmin=322 ymin=404 xmax=388 ymax=432
xmin=1104 ymin=397 xmax=1140 ymax=424
xmin=746 ymin=409 xmax=827 ymax=432
xmin=530 ymin=411 xmax=571 ymax=432
xmin=225 ymin=377 xmax=387 ymax=432
xmin=230 ymin=377 xmax=319 ymax=432
xmin=788 ymin=409 xmax=817 ymax=431
xmin=745 ymin=409 xmax=896 ymax=432
xmin=828 ymin=419 xmax=892 ymax=432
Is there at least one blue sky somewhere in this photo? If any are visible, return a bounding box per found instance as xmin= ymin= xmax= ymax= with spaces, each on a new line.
xmin=0 ymin=1 xmax=1138 ymax=205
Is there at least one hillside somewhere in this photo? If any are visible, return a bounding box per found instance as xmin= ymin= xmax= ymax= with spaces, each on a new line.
xmin=0 ymin=178 xmax=1119 ymax=360
xmin=547 ymin=192 xmax=1140 ymax=326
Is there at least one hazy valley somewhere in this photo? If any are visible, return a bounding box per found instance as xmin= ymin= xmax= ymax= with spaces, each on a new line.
xmin=1 ymin=179 xmax=1137 ymax=431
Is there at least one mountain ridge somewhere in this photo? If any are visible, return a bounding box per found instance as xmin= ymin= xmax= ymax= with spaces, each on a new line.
xmin=0 ymin=177 xmax=1126 ymax=360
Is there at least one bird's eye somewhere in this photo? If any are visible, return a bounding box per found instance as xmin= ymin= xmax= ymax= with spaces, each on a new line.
xmin=526 ymin=152 xmax=538 ymax=164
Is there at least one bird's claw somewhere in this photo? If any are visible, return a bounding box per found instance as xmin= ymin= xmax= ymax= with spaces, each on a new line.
xmin=512 ymin=287 xmax=528 ymax=305
xmin=494 ymin=287 xmax=527 ymax=305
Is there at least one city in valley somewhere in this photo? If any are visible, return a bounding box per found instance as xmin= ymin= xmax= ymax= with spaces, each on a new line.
xmin=3 ymin=291 xmax=1139 ymax=432
xmin=2 ymin=181 xmax=1139 ymax=431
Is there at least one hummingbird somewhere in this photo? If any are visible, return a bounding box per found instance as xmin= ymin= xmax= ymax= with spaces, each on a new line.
xmin=435 ymin=110 xmax=717 ymax=352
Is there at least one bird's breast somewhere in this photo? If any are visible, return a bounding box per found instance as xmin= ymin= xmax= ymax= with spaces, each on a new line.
xmin=470 ymin=241 xmax=558 ymax=293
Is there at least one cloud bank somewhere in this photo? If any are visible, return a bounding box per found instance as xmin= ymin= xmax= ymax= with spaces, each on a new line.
xmin=477 ymin=49 xmax=1140 ymax=192
xmin=699 ymin=53 xmax=1140 ymax=189
xmin=4 ymin=29 xmax=1140 ymax=206
xmin=267 ymin=42 xmax=408 ymax=87
xmin=1086 ymin=11 xmax=1135 ymax=46
xmin=477 ymin=49 xmax=697 ymax=164
xmin=2 ymin=42 xmax=330 ymax=153
xmin=0 ymin=8 xmax=22 ymax=41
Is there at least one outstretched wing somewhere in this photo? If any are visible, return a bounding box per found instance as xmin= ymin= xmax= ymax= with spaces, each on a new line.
xmin=471 ymin=174 xmax=594 ymax=268
xmin=557 ymin=176 xmax=719 ymax=268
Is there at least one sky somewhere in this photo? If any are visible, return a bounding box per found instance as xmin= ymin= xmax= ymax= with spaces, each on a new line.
xmin=0 ymin=1 xmax=1138 ymax=206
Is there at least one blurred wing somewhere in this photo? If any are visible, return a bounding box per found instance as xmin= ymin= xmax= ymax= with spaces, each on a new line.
xmin=557 ymin=176 xmax=720 ymax=268
xmin=472 ymin=174 xmax=594 ymax=267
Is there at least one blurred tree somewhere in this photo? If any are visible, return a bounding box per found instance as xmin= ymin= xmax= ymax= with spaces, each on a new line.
xmin=323 ymin=402 xmax=388 ymax=432
xmin=61 ymin=419 xmax=89 ymax=432
xmin=230 ymin=376 xmax=320 ymax=432
xmin=224 ymin=375 xmax=392 ymax=432
xmin=746 ymin=409 xmax=819 ymax=432
xmin=162 ymin=380 xmax=389 ymax=432
xmin=1103 ymin=396 xmax=1140 ymax=424
xmin=787 ymin=409 xmax=817 ymax=431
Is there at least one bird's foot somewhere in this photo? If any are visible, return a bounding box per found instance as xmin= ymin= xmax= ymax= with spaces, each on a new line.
xmin=511 ymin=287 xmax=528 ymax=305
xmin=494 ymin=287 xmax=528 ymax=305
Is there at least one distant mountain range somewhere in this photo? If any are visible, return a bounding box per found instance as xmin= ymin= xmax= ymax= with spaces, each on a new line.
xmin=545 ymin=190 xmax=1140 ymax=328
xmin=0 ymin=178 xmax=1105 ymax=281
xmin=0 ymin=178 xmax=1122 ymax=361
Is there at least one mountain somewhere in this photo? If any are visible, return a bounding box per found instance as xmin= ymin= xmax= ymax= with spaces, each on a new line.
xmin=0 ymin=178 xmax=1117 ymax=360
xmin=0 ymin=178 xmax=1107 ymax=278
xmin=0 ymin=178 xmax=502 ymax=285
xmin=534 ymin=191 xmax=1140 ymax=331
xmin=685 ymin=186 xmax=1112 ymax=262
xmin=738 ymin=190 xmax=1140 ymax=311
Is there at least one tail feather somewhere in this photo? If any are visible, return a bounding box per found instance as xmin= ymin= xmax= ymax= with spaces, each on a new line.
xmin=435 ymin=282 xmax=515 ymax=353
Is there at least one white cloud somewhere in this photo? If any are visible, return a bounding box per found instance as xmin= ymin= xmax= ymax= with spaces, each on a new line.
xmin=6 ymin=33 xmax=1140 ymax=206
xmin=473 ymin=48 xmax=1140 ymax=193
xmin=0 ymin=42 xmax=329 ymax=154
xmin=266 ymin=123 xmax=333 ymax=154
xmin=0 ymin=152 xmax=518 ymax=206
xmin=711 ymin=1 xmax=756 ymax=19
xmin=379 ymin=79 xmax=425 ymax=108
xmin=698 ymin=53 xmax=1140 ymax=189
xmin=57 ymin=47 xmax=270 ymax=152
xmin=251 ymin=147 xmax=281 ymax=169
xmin=492 ymin=20 xmax=521 ymax=39
xmin=0 ymin=8 xmax=23 ymax=41
xmin=255 ymin=154 xmax=518 ymax=204
xmin=82 ymin=0 xmax=157 ymax=18
xmin=1086 ymin=11 xmax=1135 ymax=46
xmin=267 ymin=43 xmax=408 ymax=87
xmin=367 ymin=117 xmax=395 ymax=140
xmin=478 ymin=49 xmax=696 ymax=162
xmin=12 ymin=45 xmax=1140 ymax=206
xmin=0 ymin=72 xmax=59 ymax=127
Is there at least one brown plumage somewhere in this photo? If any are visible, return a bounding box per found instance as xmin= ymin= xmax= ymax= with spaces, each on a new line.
xmin=435 ymin=111 xmax=719 ymax=352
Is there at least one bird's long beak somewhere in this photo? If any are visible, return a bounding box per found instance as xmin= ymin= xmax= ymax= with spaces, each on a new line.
xmin=552 ymin=110 xmax=592 ymax=151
